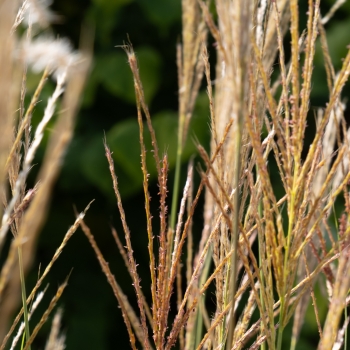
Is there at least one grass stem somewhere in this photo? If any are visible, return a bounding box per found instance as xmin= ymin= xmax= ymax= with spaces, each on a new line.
xmin=18 ymin=246 xmax=31 ymax=350
xmin=170 ymin=114 xmax=185 ymax=232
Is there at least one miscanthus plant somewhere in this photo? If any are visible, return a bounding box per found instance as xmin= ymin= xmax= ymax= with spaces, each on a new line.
xmin=80 ymin=0 xmax=350 ymax=350
xmin=0 ymin=0 xmax=90 ymax=349
xmin=2 ymin=0 xmax=350 ymax=350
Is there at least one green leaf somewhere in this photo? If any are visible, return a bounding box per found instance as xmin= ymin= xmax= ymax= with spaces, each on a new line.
xmin=315 ymin=20 xmax=350 ymax=69
xmin=79 ymin=133 xmax=143 ymax=198
xmin=105 ymin=112 xmax=179 ymax=190
xmin=95 ymin=46 xmax=161 ymax=104
xmin=95 ymin=52 xmax=134 ymax=100
xmin=84 ymin=1 xmax=126 ymax=46
xmin=80 ymin=94 xmax=210 ymax=198
xmin=325 ymin=20 xmax=350 ymax=69
xmin=137 ymin=0 xmax=181 ymax=30
xmin=313 ymin=19 xmax=350 ymax=98
xmin=80 ymin=136 xmax=114 ymax=195
xmin=107 ymin=119 xmax=145 ymax=185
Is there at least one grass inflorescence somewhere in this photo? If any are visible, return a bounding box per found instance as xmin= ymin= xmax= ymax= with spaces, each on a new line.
xmin=82 ymin=1 xmax=350 ymax=350
xmin=1 ymin=1 xmax=350 ymax=350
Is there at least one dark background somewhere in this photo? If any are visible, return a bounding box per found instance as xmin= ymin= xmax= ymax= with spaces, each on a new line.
xmin=17 ymin=1 xmax=350 ymax=349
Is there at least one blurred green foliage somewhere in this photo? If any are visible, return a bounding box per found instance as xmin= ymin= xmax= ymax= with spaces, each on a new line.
xmin=81 ymin=93 xmax=209 ymax=198
xmin=85 ymin=47 xmax=162 ymax=106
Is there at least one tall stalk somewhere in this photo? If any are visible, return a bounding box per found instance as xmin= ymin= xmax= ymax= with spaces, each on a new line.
xmin=225 ymin=106 xmax=244 ymax=350
xmin=18 ymin=247 xmax=31 ymax=350
xmin=258 ymin=198 xmax=265 ymax=350
xmin=170 ymin=113 xmax=185 ymax=233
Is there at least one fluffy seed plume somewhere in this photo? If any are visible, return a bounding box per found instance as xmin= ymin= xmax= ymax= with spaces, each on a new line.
xmin=20 ymin=37 xmax=80 ymax=78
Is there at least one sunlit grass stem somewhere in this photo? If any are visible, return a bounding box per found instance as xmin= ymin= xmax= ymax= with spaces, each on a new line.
xmin=170 ymin=113 xmax=185 ymax=233
xmin=277 ymin=187 xmax=296 ymax=350
xmin=258 ymin=196 xmax=266 ymax=350
xmin=225 ymin=109 xmax=244 ymax=350
xmin=168 ymin=113 xmax=185 ymax=284
xmin=18 ymin=246 xmax=31 ymax=350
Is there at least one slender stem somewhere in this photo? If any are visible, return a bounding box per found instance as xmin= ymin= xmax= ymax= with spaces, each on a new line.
xmin=170 ymin=114 xmax=185 ymax=232
xmin=345 ymin=306 xmax=348 ymax=350
xmin=166 ymin=113 xmax=185 ymax=296
xmin=168 ymin=113 xmax=185 ymax=277
xmin=225 ymin=111 xmax=243 ymax=350
xmin=194 ymin=247 xmax=212 ymax=349
xmin=277 ymin=188 xmax=296 ymax=350
xmin=220 ymin=258 xmax=232 ymax=350
xmin=333 ymin=205 xmax=348 ymax=350
xmin=18 ymin=246 xmax=31 ymax=350
xmin=258 ymin=197 xmax=266 ymax=350
xmin=277 ymin=297 xmax=285 ymax=350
